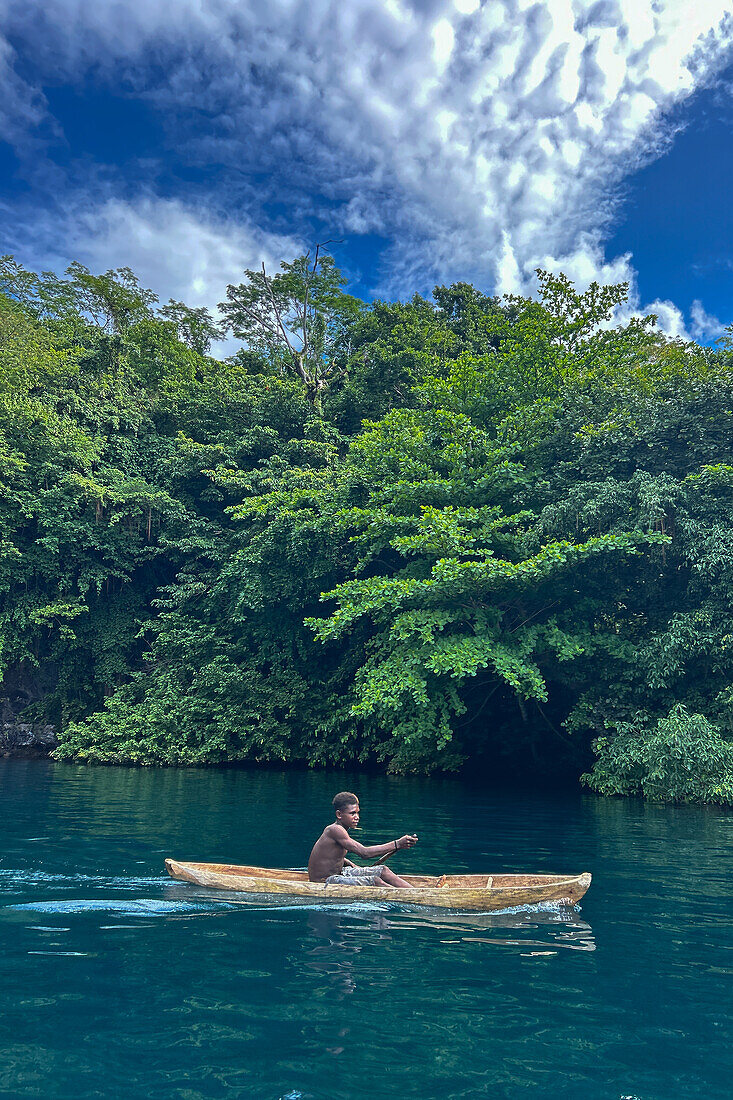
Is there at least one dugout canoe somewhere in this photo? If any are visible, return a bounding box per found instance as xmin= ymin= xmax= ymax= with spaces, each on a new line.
xmin=165 ymin=859 xmax=591 ymax=911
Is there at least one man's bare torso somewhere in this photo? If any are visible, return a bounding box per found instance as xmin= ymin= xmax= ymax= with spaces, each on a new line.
xmin=308 ymin=826 xmax=348 ymax=882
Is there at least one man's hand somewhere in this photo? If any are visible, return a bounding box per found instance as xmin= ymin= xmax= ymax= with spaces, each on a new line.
xmin=396 ymin=834 xmax=419 ymax=850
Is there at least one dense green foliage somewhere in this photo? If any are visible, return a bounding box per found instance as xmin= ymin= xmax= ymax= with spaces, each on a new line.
xmin=2 ymin=252 xmax=732 ymax=802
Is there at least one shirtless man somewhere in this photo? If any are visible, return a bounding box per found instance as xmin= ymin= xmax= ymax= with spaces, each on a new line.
xmin=308 ymin=791 xmax=418 ymax=887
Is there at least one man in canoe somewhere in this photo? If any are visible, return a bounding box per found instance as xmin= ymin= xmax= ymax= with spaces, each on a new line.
xmin=308 ymin=791 xmax=418 ymax=887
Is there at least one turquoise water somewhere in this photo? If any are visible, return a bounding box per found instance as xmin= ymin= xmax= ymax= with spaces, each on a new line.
xmin=0 ymin=761 xmax=730 ymax=1099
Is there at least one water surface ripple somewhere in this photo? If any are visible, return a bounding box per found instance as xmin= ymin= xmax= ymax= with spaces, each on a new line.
xmin=0 ymin=761 xmax=730 ymax=1099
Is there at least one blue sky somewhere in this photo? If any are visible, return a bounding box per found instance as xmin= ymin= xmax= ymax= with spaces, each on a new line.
xmin=1 ymin=0 xmax=732 ymax=343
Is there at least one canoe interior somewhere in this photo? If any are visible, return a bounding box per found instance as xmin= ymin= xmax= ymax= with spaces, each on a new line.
xmin=166 ymin=861 xmax=583 ymax=890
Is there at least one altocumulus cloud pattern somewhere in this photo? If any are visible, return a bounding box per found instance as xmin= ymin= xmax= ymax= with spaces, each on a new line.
xmin=1 ymin=0 xmax=732 ymax=332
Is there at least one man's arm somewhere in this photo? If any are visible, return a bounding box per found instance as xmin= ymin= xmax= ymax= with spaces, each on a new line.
xmin=329 ymin=825 xmax=418 ymax=859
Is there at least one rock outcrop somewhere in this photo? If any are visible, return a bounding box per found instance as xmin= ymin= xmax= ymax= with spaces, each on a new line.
xmin=0 ymin=722 xmax=58 ymax=758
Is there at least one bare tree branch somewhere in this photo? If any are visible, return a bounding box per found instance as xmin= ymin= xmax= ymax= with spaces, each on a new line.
xmin=228 ymin=296 xmax=281 ymax=342
xmin=301 ymin=245 xmax=319 ymax=368
xmin=261 ymin=262 xmax=298 ymax=358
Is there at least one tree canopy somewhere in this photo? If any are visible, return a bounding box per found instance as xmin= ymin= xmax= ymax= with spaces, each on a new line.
xmin=1 ymin=251 xmax=732 ymax=803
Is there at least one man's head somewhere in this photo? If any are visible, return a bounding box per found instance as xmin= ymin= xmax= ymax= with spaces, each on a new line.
xmin=332 ymin=791 xmax=359 ymax=830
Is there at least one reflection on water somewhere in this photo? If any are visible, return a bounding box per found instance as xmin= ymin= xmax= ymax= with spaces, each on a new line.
xmin=301 ymin=904 xmax=596 ymax=999
xmin=0 ymin=760 xmax=730 ymax=1100
xmin=391 ymin=908 xmax=596 ymax=953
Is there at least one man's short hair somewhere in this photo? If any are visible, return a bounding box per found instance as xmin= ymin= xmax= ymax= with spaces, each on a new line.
xmin=332 ymin=791 xmax=359 ymax=812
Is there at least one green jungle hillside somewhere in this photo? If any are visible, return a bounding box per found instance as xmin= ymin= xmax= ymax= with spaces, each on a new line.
xmin=1 ymin=251 xmax=732 ymax=804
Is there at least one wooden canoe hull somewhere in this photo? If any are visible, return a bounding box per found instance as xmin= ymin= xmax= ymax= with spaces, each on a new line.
xmin=165 ymin=859 xmax=592 ymax=911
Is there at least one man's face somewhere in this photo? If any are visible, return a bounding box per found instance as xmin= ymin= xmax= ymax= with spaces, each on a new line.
xmin=337 ymin=803 xmax=360 ymax=831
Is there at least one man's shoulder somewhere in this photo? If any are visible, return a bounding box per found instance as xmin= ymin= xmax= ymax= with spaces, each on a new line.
xmin=323 ymin=822 xmax=346 ymax=841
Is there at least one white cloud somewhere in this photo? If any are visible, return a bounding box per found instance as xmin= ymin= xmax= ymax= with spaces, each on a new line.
xmin=1 ymin=0 xmax=732 ymax=306
xmin=0 ymin=34 xmax=49 ymax=146
xmin=690 ymin=298 xmax=727 ymax=340
xmin=496 ymin=229 xmax=524 ymax=296
xmin=432 ymin=18 xmax=455 ymax=70
xmin=642 ymin=299 xmax=690 ymax=340
xmin=3 ymin=193 xmax=302 ymax=352
xmin=62 ymin=196 xmax=302 ymax=310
